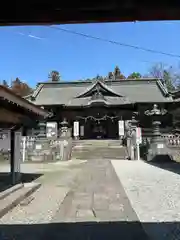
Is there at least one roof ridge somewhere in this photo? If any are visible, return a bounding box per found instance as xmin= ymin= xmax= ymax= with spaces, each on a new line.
xmin=23 ymin=93 xmax=33 ymax=99
xmin=31 ymin=84 xmax=44 ymax=100
xmin=75 ymin=80 xmax=123 ymax=98
xmin=36 ymin=78 xmax=159 ymax=85
xmin=156 ymin=79 xmax=169 ymax=97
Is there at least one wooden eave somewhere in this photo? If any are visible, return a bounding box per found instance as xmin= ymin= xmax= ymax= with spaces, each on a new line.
xmin=1 ymin=1 xmax=180 ymax=25
xmin=0 ymin=85 xmax=48 ymax=118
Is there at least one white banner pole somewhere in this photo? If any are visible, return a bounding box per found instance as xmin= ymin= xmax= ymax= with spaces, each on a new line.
xmin=73 ymin=121 xmax=79 ymax=139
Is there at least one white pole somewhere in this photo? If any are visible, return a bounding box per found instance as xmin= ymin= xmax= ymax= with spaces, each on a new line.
xmin=22 ymin=136 xmax=26 ymax=162
xmin=60 ymin=141 xmax=64 ymax=161
xmin=136 ymin=143 xmax=140 ymax=160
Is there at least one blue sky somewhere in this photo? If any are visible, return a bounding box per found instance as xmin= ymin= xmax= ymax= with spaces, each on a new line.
xmin=0 ymin=21 xmax=180 ymax=87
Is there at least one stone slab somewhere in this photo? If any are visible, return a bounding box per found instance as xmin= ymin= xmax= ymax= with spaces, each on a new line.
xmin=47 ymin=158 xmax=148 ymax=239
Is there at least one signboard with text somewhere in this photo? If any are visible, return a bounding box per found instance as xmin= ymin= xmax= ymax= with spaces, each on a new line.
xmin=118 ymin=120 xmax=124 ymax=136
xmin=46 ymin=122 xmax=57 ymax=138
xmin=73 ymin=121 xmax=79 ymax=137
xmin=136 ymin=127 xmax=142 ymax=144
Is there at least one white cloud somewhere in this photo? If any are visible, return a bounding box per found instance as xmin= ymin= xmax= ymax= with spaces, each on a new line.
xmin=28 ymin=34 xmax=44 ymax=40
xmin=17 ymin=32 xmax=25 ymax=36
xmin=17 ymin=32 xmax=44 ymax=40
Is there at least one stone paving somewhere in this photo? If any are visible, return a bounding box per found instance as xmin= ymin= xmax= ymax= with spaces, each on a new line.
xmin=44 ymin=159 xmax=148 ymax=239
xmin=0 ymin=159 xmax=148 ymax=240
xmin=2 ymin=157 xmax=180 ymax=239
xmin=112 ymin=159 xmax=180 ymax=240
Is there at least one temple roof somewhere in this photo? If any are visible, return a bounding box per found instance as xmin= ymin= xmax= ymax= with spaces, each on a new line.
xmin=0 ymin=85 xmax=49 ymax=127
xmin=27 ymin=79 xmax=173 ymax=107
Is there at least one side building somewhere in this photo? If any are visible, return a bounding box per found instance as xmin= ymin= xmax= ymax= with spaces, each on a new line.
xmin=26 ymin=78 xmax=174 ymax=140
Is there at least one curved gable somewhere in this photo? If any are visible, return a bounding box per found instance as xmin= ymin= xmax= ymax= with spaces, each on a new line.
xmin=76 ymin=80 xmax=123 ymax=98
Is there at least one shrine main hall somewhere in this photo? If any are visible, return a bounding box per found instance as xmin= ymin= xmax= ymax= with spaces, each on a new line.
xmin=26 ymin=78 xmax=175 ymax=139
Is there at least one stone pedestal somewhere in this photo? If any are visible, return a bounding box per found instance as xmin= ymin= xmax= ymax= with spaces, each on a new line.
xmin=57 ymin=138 xmax=72 ymax=161
xmin=145 ymin=104 xmax=168 ymax=162
xmin=147 ymin=121 xmax=167 ymax=161
xmin=59 ymin=118 xmax=69 ymax=138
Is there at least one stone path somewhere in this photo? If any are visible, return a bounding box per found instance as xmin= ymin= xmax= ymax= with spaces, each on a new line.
xmin=0 ymin=159 xmax=149 ymax=240
xmin=44 ymin=159 xmax=148 ymax=239
xmin=112 ymin=160 xmax=180 ymax=240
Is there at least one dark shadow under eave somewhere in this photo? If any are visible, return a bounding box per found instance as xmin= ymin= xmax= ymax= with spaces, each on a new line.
xmin=0 ymin=220 xmax=180 ymax=240
xmin=0 ymin=172 xmax=42 ymax=193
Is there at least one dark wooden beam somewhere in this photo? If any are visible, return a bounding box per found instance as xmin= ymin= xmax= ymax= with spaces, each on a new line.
xmin=0 ymin=108 xmax=23 ymax=124
xmin=0 ymin=1 xmax=180 ymax=25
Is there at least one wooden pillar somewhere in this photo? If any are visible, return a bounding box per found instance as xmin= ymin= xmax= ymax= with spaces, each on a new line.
xmin=10 ymin=130 xmax=15 ymax=184
xmin=10 ymin=128 xmax=22 ymax=185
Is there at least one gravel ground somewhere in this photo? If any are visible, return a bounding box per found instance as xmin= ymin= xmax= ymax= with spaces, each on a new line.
xmin=0 ymin=162 xmax=84 ymax=224
xmin=0 ymin=185 xmax=69 ymax=225
xmin=112 ymin=159 xmax=180 ymax=240
xmin=0 ymin=161 xmax=84 ymax=240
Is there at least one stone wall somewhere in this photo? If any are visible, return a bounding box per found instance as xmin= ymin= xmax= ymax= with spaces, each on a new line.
xmin=140 ymin=133 xmax=180 ymax=162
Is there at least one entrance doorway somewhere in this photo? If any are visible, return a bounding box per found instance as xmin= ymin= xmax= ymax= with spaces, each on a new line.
xmin=90 ymin=120 xmax=106 ymax=139
xmin=83 ymin=118 xmax=119 ymax=139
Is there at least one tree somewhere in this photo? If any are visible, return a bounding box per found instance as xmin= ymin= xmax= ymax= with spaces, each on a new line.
xmin=96 ymin=74 xmax=104 ymax=81
xmin=11 ymin=78 xmax=32 ymax=96
xmin=48 ymin=70 xmax=60 ymax=82
xmin=108 ymin=72 xmax=113 ymax=80
xmin=84 ymin=74 xmax=105 ymax=82
xmin=2 ymin=80 xmax=9 ymax=87
xmin=163 ymin=70 xmax=176 ymax=92
xmin=127 ymin=72 xmax=142 ymax=79
xmin=114 ymin=66 xmax=126 ymax=80
xmin=148 ymin=63 xmax=176 ymax=91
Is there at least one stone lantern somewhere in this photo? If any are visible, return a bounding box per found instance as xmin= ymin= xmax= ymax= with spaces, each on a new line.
xmin=60 ymin=118 xmax=69 ymax=138
xmin=131 ymin=115 xmax=138 ymax=131
xmin=145 ymin=104 xmax=167 ymax=161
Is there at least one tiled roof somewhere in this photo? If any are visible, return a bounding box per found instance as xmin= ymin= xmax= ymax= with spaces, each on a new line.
xmin=29 ymin=79 xmax=173 ymax=106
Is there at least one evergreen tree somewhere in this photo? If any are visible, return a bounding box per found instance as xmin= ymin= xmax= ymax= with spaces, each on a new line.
xmin=48 ymin=70 xmax=61 ymax=82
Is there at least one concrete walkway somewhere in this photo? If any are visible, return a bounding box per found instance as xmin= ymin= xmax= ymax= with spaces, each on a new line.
xmin=44 ymin=159 xmax=148 ymax=239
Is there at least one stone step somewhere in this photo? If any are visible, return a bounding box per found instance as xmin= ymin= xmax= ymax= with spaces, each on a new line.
xmin=0 ymin=182 xmax=41 ymax=218
xmin=71 ymin=141 xmax=127 ymax=160
xmin=72 ymin=140 xmax=122 ymax=148
xmin=72 ymin=147 xmax=127 ymax=159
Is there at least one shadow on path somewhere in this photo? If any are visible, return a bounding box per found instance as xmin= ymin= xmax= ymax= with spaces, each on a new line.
xmin=0 ymin=221 xmax=180 ymax=239
xmin=0 ymin=221 xmax=150 ymax=240
xmin=146 ymin=158 xmax=180 ymax=176
xmin=0 ymin=172 xmax=42 ymax=193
